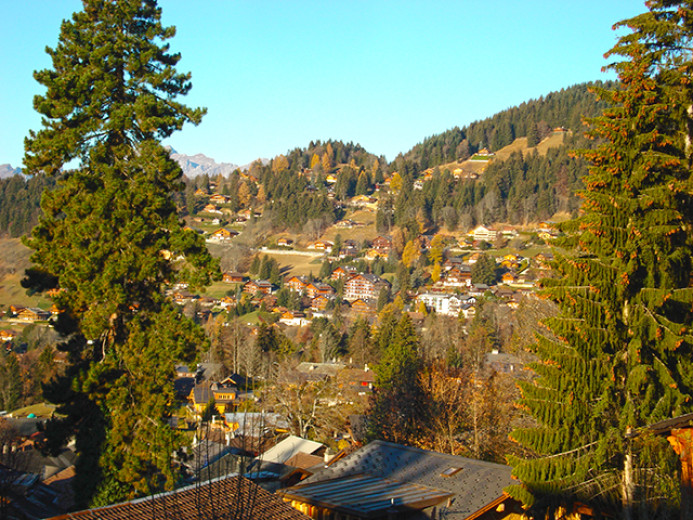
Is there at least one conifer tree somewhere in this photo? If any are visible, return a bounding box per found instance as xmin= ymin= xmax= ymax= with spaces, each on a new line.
xmin=471 ymin=252 xmax=497 ymax=286
xmin=368 ymin=314 xmax=429 ymax=445
xmin=22 ymin=0 xmax=218 ymax=507
xmin=508 ymin=3 xmax=693 ymax=517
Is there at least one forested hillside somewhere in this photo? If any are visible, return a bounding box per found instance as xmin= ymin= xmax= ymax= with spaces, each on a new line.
xmin=374 ymin=82 xmax=614 ymax=232
xmin=183 ymin=140 xmax=385 ymax=234
xmin=2 ymin=82 xmax=613 ymax=238
xmin=0 ymin=174 xmax=53 ymax=237
xmin=403 ymin=82 xmax=614 ymax=167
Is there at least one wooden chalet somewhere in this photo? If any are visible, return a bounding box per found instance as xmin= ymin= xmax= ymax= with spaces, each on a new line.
xmin=305 ymin=282 xmax=334 ymax=299
xmin=190 ymin=380 xmax=239 ymax=416
xmin=202 ymin=203 xmax=222 ymax=214
xmin=442 ymin=266 xmax=472 ymax=287
xmin=350 ymin=298 xmax=377 ymax=315
xmin=344 ymin=274 xmax=389 ymax=301
xmin=223 ymin=271 xmax=247 ymax=283
xmin=331 ymin=265 xmax=358 ymax=280
xmin=279 ymin=440 xmax=524 ymax=520
xmin=0 ymin=330 xmax=17 ymax=342
xmin=209 ymin=193 xmax=231 ymax=204
xmin=339 ymin=367 xmax=376 ymax=395
xmin=279 ymin=310 xmax=309 ymax=327
xmin=534 ymin=252 xmax=554 ymax=268
xmin=307 ymin=240 xmax=333 ymax=251
xmin=469 ymin=225 xmax=498 ymax=242
xmin=443 ymin=257 xmax=464 ymax=270
xmin=171 ymin=290 xmax=199 ymax=305
xmin=348 ymin=194 xmax=377 ymax=209
xmin=311 ymin=295 xmax=330 ymax=311
xmin=16 ymin=307 xmax=51 ymax=322
xmin=371 ymin=235 xmax=392 ymax=253
xmin=208 ymin=227 xmax=239 ymax=242
xmin=286 ymin=275 xmax=310 ymax=293
xmin=634 ymin=412 xmax=693 ymax=519
xmin=243 ymin=279 xmax=274 ymax=295
xmin=501 ymin=272 xmax=517 ymax=284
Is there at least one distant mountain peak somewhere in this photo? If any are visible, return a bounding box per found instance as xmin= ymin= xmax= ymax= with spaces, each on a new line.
xmin=169 ymin=151 xmax=239 ymax=178
xmin=0 ymin=164 xmax=22 ymax=179
xmin=168 ymin=151 xmax=270 ymax=177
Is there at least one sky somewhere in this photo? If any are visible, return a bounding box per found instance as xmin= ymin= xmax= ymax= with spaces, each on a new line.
xmin=1 ymin=1 xmax=645 ymax=169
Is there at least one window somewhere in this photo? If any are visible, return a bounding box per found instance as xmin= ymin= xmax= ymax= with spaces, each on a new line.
xmin=440 ymin=467 xmax=462 ymax=477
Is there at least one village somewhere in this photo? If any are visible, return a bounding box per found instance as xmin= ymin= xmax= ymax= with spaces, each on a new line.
xmin=0 ymin=192 xmax=559 ymax=518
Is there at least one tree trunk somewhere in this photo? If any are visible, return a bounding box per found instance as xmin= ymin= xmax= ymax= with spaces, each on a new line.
xmin=622 ymin=442 xmax=634 ymax=520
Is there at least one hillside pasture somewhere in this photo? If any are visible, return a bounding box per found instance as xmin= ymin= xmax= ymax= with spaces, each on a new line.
xmin=321 ymin=209 xmax=378 ymax=244
xmin=258 ymin=251 xmax=324 ymax=277
xmin=0 ymin=238 xmax=50 ymax=309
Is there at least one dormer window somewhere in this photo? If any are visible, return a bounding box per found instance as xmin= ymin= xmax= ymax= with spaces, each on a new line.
xmin=440 ymin=467 xmax=462 ymax=477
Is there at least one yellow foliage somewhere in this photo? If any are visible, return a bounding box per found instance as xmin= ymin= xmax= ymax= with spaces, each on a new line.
xmin=417 ymin=300 xmax=428 ymax=315
xmin=390 ymin=172 xmax=402 ymax=192
xmin=402 ymin=240 xmax=420 ymax=268
xmin=238 ymin=181 xmax=251 ymax=206
xmin=372 ymin=158 xmax=380 ymax=174
xmin=322 ymin=152 xmax=331 ymax=173
xmin=272 ymin=154 xmax=289 ymax=173
xmin=431 ymin=262 xmax=442 ymax=282
xmin=256 ymin=184 xmax=267 ymax=204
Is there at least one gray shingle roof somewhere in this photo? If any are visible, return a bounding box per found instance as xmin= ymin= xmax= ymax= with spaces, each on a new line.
xmin=288 ymin=440 xmax=515 ymax=519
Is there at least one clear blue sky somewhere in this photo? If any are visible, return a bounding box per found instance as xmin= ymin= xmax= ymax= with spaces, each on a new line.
xmin=1 ymin=1 xmax=645 ymax=169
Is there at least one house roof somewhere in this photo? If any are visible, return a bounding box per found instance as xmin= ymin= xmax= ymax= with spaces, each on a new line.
xmin=285 ymin=440 xmax=516 ymax=520
xmin=628 ymin=412 xmax=693 ymax=438
xmin=45 ymin=475 xmax=309 ymax=520
xmin=284 ymin=451 xmax=325 ymax=470
xmin=280 ymin=473 xmax=454 ymax=518
xmin=295 ymin=362 xmax=345 ymax=378
xmin=224 ymin=412 xmax=289 ymax=436
xmin=258 ymin=435 xmax=324 ymax=465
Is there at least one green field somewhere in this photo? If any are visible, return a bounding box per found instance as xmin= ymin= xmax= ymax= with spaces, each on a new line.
xmin=0 ymin=238 xmax=51 ymax=310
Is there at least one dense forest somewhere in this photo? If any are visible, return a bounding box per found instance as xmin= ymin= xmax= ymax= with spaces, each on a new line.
xmin=0 ymin=174 xmax=53 ymax=237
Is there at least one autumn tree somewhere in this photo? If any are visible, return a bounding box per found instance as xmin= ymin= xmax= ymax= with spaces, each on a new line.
xmin=263 ymin=359 xmax=346 ymax=441
xmin=271 ymin=154 xmax=289 ymax=173
xmin=401 ymin=239 xmax=420 ymax=268
xmin=508 ymin=3 xmax=693 ymax=517
xmin=428 ymin=234 xmax=446 ymax=265
xmin=321 ymin=152 xmax=331 ymax=173
xmin=22 ymin=0 xmax=217 ymax=507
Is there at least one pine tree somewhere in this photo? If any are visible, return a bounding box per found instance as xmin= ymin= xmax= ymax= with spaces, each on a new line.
xmin=507 ymin=3 xmax=693 ymax=517
xmin=22 ymin=0 xmax=218 ymax=507
xmin=526 ymin=122 xmax=540 ymax=147
xmin=471 ymin=253 xmax=496 ymax=285
xmin=0 ymin=353 xmax=22 ymax=412
xmin=368 ymin=314 xmax=429 ymax=445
